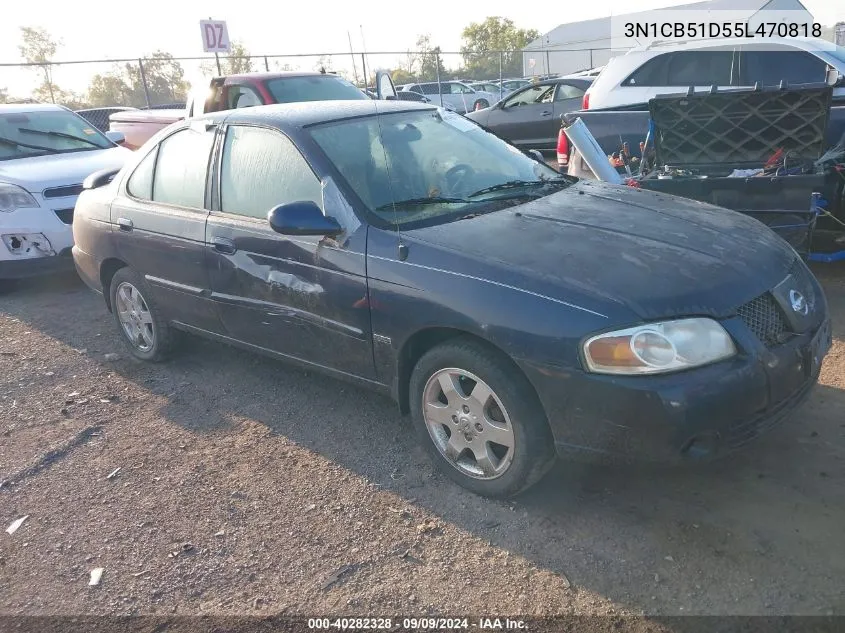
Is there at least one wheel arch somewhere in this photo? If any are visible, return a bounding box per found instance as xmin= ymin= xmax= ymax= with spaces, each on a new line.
xmin=395 ymin=326 xmax=544 ymax=421
xmin=100 ymin=257 xmax=128 ymax=311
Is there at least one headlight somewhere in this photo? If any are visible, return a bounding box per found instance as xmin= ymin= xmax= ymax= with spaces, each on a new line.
xmin=0 ymin=183 xmax=39 ymax=213
xmin=583 ymin=318 xmax=736 ymax=375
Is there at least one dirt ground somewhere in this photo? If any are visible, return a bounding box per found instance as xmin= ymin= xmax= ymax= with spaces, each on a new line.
xmin=1 ymin=264 xmax=844 ymax=621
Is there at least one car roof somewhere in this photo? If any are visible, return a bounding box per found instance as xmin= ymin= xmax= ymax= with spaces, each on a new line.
xmin=0 ymin=103 xmax=69 ymax=113
xmin=220 ymin=71 xmax=343 ymax=82
xmin=209 ymin=100 xmax=436 ymax=129
xmin=629 ymin=36 xmax=832 ymax=55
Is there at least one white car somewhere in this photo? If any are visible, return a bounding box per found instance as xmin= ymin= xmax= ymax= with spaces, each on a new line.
xmin=0 ymin=104 xmax=130 ymax=282
xmin=584 ymin=38 xmax=845 ymax=110
xmin=399 ymin=81 xmax=500 ymax=113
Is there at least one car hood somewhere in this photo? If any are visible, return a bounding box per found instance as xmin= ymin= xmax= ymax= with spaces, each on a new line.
xmin=404 ymin=179 xmax=797 ymax=321
xmin=0 ymin=147 xmax=131 ymax=193
xmin=464 ymin=110 xmax=490 ymax=125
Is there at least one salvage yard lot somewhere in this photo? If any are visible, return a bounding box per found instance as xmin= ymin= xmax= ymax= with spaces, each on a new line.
xmin=1 ymin=267 xmax=844 ymax=618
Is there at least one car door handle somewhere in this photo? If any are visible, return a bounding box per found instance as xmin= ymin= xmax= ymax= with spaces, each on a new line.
xmin=540 ymin=110 xmax=552 ymax=116
xmin=211 ymin=236 xmax=236 ymax=255
xmin=117 ymin=217 xmax=133 ymax=231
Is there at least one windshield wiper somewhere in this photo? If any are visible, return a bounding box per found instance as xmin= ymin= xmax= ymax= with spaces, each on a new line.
xmin=0 ymin=135 xmax=57 ymax=153
xmin=467 ymin=178 xmax=570 ymax=198
xmin=375 ymin=196 xmax=472 ymax=211
xmin=19 ymin=127 xmax=104 ymax=148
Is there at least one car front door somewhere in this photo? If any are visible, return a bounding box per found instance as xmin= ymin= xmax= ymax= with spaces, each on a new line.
xmin=204 ymin=123 xmax=375 ymax=378
xmin=110 ymin=122 xmax=222 ymax=332
xmin=486 ymin=84 xmax=555 ymax=147
xmin=736 ymin=46 xmax=829 ymax=88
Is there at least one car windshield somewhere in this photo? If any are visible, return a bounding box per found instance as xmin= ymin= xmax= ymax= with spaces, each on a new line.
xmin=265 ymin=75 xmax=370 ymax=104
xmin=310 ymin=108 xmax=573 ymax=229
xmin=0 ymin=109 xmax=113 ymax=160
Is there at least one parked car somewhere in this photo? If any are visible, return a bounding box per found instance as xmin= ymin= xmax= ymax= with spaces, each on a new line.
xmin=109 ymin=71 xmax=397 ymax=149
xmin=500 ymin=79 xmax=533 ymax=91
xmin=399 ymin=81 xmax=499 ymax=113
xmin=584 ymin=39 xmax=845 ymax=110
xmin=75 ymin=106 xmax=138 ymax=135
xmin=73 ymin=100 xmax=831 ymax=497
xmin=0 ymin=103 xmax=130 ymax=282
xmin=466 ymin=77 xmax=593 ymax=149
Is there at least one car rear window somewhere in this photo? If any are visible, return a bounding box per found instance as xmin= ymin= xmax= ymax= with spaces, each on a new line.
xmin=265 ymin=75 xmax=369 ymax=104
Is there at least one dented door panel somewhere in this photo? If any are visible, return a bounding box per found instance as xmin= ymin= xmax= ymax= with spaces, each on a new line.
xmin=205 ymin=212 xmax=375 ymax=379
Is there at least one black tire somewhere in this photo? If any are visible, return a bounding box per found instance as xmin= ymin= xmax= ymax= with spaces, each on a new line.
xmin=474 ymin=99 xmax=490 ymax=110
xmin=409 ymin=337 xmax=555 ymax=498
xmin=108 ymin=267 xmax=177 ymax=362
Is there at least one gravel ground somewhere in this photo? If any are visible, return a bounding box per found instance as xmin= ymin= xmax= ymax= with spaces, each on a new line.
xmin=1 ymin=265 xmax=844 ymax=620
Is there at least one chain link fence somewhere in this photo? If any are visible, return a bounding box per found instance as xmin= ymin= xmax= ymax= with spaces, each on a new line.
xmin=0 ymin=47 xmax=616 ymax=111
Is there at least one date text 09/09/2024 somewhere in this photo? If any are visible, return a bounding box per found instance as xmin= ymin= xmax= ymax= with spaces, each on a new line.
xmin=307 ymin=617 xmax=528 ymax=630
xmin=623 ymin=22 xmax=822 ymax=39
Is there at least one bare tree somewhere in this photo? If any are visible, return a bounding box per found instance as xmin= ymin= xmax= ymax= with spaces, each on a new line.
xmin=18 ymin=26 xmax=59 ymax=103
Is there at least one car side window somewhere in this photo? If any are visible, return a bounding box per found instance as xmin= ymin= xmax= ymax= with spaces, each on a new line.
xmin=665 ymin=51 xmax=734 ymax=86
xmin=219 ymin=125 xmax=323 ymax=220
xmin=740 ymin=49 xmax=828 ymax=86
xmin=126 ymin=146 xmax=157 ymax=200
xmin=625 ymin=55 xmax=670 ymax=86
xmin=504 ymin=85 xmax=553 ymax=107
xmin=420 ymin=84 xmax=438 ymax=95
xmin=554 ymin=84 xmax=586 ymax=101
xmin=227 ymin=85 xmax=262 ymax=109
xmin=151 ymin=127 xmax=214 ymax=208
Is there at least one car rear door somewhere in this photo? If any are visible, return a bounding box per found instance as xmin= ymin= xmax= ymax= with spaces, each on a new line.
xmin=204 ymin=122 xmax=375 ymax=378
xmin=109 ymin=121 xmax=222 ymax=332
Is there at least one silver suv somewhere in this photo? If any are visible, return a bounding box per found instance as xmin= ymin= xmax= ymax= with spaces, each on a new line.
xmin=400 ymin=81 xmax=499 ymax=113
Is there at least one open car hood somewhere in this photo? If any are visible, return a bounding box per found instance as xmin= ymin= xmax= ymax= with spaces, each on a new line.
xmin=649 ymin=86 xmax=833 ymax=169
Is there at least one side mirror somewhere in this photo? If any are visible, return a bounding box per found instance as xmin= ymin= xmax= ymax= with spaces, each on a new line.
xmin=105 ymin=130 xmax=126 ymax=145
xmin=82 ymin=167 xmax=120 ymax=190
xmin=826 ymin=67 xmax=844 ymax=87
xmin=267 ymin=201 xmax=342 ymax=237
xmin=526 ymin=149 xmax=545 ymax=163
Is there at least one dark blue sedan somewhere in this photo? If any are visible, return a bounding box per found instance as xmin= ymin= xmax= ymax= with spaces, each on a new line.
xmin=71 ymin=101 xmax=832 ymax=497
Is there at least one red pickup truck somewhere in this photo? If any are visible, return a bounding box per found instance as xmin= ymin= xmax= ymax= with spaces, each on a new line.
xmin=109 ymin=70 xmax=396 ymax=150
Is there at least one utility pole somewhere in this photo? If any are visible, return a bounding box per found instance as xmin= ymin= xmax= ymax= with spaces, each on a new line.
xmin=348 ymin=31 xmax=360 ymax=86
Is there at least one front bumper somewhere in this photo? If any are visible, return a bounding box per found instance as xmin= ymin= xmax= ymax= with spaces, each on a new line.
xmin=522 ymin=316 xmax=831 ymax=463
xmin=0 ymin=247 xmax=76 ymax=280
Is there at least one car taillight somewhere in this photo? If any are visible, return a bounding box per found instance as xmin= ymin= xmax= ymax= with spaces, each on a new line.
xmin=556 ymin=128 xmax=570 ymax=168
xmin=582 ymin=92 xmax=590 ymax=110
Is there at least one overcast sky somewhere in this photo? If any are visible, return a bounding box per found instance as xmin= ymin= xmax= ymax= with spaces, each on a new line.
xmin=2 ymin=0 xmax=843 ymax=95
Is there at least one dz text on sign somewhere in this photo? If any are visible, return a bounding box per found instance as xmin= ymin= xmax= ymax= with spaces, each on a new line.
xmin=200 ymin=20 xmax=230 ymax=53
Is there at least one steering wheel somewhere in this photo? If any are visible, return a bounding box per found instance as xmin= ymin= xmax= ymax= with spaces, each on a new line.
xmin=444 ymin=163 xmax=476 ymax=195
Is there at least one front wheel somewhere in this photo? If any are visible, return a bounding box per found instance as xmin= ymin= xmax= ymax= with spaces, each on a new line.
xmin=409 ymin=337 xmax=555 ymax=498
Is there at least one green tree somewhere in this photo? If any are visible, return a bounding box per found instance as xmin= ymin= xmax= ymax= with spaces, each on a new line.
xmin=460 ymin=17 xmax=539 ymax=79
xmin=416 ymin=35 xmax=448 ymax=81
xmin=201 ymin=40 xmax=255 ymax=76
xmin=18 ymin=26 xmax=59 ymax=103
xmin=87 ymin=68 xmax=133 ymax=106
xmin=86 ymin=51 xmax=189 ymax=107
xmin=128 ymin=51 xmax=189 ymax=105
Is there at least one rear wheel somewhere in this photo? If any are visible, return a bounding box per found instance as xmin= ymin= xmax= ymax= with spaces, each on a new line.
xmin=409 ymin=337 xmax=555 ymax=498
xmin=109 ymin=267 xmax=176 ymax=362
xmin=473 ymin=99 xmax=490 ymax=110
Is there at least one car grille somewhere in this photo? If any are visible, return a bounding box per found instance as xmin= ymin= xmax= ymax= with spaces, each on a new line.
xmin=43 ymin=184 xmax=83 ymax=199
xmin=53 ymin=208 xmax=74 ymax=225
xmin=737 ymin=293 xmax=788 ymax=347
xmin=736 ymin=259 xmax=819 ymax=348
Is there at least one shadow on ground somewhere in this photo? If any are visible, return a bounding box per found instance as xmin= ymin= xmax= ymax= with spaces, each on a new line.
xmin=2 ymin=272 xmax=844 ymax=616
